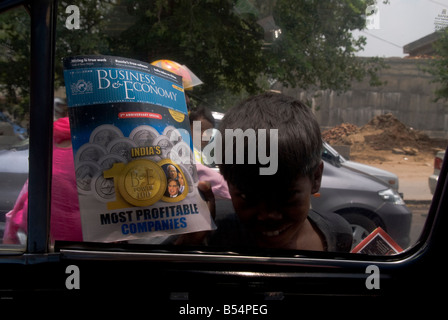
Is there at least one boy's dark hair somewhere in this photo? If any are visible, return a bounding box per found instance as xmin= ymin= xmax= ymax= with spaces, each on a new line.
xmin=218 ymin=92 xmax=322 ymax=192
xmin=189 ymin=105 xmax=215 ymax=127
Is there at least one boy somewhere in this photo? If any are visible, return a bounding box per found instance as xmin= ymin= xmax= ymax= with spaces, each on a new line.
xmin=210 ymin=92 xmax=353 ymax=252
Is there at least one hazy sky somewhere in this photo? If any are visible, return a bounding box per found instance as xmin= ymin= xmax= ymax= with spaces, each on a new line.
xmin=354 ymin=0 xmax=448 ymax=57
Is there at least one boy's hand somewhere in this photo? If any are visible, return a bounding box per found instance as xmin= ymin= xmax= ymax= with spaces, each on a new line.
xmin=174 ymin=181 xmax=216 ymax=245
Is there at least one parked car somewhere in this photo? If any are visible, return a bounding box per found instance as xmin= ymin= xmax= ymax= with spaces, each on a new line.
xmin=313 ymin=158 xmax=410 ymax=248
xmin=322 ymin=141 xmax=400 ymax=194
xmin=0 ymin=141 xmax=28 ymax=214
xmin=319 ymin=141 xmax=410 ymax=247
xmin=0 ymin=112 xmax=27 ymax=139
xmin=429 ymin=150 xmax=445 ymax=195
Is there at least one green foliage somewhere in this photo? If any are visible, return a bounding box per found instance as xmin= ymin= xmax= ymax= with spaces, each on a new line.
xmin=266 ymin=0 xmax=379 ymax=92
xmin=114 ymin=0 xmax=266 ymax=107
xmin=0 ymin=7 xmax=30 ymax=118
xmin=429 ymin=28 xmax=448 ymax=102
xmin=111 ymin=0 xmax=382 ymax=109
xmin=0 ymin=0 xmax=385 ymax=114
xmin=0 ymin=1 xmax=113 ymax=121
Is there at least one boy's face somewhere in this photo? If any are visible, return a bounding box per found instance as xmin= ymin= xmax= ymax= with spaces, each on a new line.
xmin=228 ymin=162 xmax=323 ymax=249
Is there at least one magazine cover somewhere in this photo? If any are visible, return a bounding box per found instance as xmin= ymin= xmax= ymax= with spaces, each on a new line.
xmin=351 ymin=227 xmax=403 ymax=255
xmin=63 ymin=55 xmax=215 ymax=242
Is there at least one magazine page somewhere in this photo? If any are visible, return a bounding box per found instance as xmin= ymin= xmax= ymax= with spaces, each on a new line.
xmin=63 ymin=55 xmax=214 ymax=242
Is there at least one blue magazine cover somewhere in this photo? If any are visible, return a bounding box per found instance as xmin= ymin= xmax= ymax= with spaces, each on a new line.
xmin=63 ymin=55 xmax=214 ymax=242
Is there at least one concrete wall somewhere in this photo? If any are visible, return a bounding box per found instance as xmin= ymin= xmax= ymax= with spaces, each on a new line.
xmin=275 ymin=58 xmax=448 ymax=139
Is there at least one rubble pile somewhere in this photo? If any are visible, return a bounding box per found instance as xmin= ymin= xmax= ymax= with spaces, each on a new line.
xmin=322 ymin=123 xmax=360 ymax=145
xmin=322 ymin=113 xmax=434 ymax=156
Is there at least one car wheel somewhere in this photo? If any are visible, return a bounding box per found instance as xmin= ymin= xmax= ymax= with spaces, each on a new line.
xmin=340 ymin=213 xmax=378 ymax=248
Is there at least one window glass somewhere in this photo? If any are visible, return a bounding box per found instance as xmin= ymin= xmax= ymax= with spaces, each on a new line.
xmin=4 ymin=0 xmax=444 ymax=256
xmin=0 ymin=5 xmax=29 ymax=250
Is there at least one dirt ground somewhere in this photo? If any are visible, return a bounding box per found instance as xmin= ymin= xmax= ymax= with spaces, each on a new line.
xmin=322 ymin=114 xmax=447 ymax=200
xmin=351 ymin=147 xmax=435 ymax=182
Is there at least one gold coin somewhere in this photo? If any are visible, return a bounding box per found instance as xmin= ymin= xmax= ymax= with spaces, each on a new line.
xmin=158 ymin=159 xmax=189 ymax=203
xmin=118 ymin=159 xmax=167 ymax=207
xmin=168 ymin=108 xmax=185 ymax=123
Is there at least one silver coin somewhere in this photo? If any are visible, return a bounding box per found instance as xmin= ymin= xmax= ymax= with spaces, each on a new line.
xmin=97 ymin=154 xmax=127 ymax=170
xmin=75 ymin=143 xmax=107 ymax=164
xmin=75 ymin=160 xmax=101 ymax=194
xmin=91 ymin=172 xmax=115 ymax=202
xmin=163 ymin=125 xmax=183 ymax=144
xmin=168 ymin=141 xmax=194 ymax=165
xmin=107 ymin=137 xmax=137 ymax=162
xmin=152 ymin=135 xmax=173 ymax=158
xmin=89 ymin=124 xmax=124 ymax=148
xmin=129 ymin=125 xmax=160 ymax=146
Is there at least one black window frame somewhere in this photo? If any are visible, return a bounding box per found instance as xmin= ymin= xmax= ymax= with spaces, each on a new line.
xmin=0 ymin=0 xmax=447 ymax=306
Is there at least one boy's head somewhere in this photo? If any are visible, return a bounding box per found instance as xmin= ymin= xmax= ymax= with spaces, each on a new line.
xmin=218 ymin=92 xmax=324 ymax=248
xmin=219 ymin=92 xmax=322 ymax=190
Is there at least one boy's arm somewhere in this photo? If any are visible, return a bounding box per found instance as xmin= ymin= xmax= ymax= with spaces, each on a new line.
xmin=174 ymin=181 xmax=216 ymax=245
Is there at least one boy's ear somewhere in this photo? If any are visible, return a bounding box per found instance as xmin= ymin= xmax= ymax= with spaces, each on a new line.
xmin=311 ymin=161 xmax=324 ymax=194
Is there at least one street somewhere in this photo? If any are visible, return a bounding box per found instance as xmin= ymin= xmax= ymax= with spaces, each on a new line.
xmin=407 ymin=201 xmax=431 ymax=247
xmin=369 ymin=155 xmax=436 ymax=248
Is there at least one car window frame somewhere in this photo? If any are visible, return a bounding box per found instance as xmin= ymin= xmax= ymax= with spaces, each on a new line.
xmin=27 ymin=0 xmax=56 ymax=254
xmin=0 ymin=0 xmax=447 ymax=302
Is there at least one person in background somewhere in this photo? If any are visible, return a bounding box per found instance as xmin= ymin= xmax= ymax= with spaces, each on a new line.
xmin=3 ymin=98 xmax=82 ymax=244
xmin=189 ymin=105 xmax=215 ymax=165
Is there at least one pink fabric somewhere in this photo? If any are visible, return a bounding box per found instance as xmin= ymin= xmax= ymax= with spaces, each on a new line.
xmin=196 ymin=163 xmax=230 ymax=200
xmin=50 ymin=144 xmax=82 ymax=241
xmin=3 ymin=181 xmax=29 ymax=244
xmin=53 ymin=116 xmax=71 ymax=144
xmin=3 ymin=117 xmax=82 ymax=244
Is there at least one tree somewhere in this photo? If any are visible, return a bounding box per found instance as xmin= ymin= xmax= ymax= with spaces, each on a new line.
xmin=428 ymin=28 xmax=448 ymax=102
xmin=0 ymin=1 xmax=113 ymax=122
xmin=110 ymin=0 xmax=383 ymax=110
xmin=0 ymin=6 xmax=30 ymax=120
xmin=267 ymin=0 xmax=382 ymax=91
xmin=1 ymin=0 xmax=385 ymax=115
xmin=112 ymin=0 xmax=267 ymax=109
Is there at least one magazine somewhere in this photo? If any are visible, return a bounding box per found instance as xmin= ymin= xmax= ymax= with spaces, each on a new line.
xmin=63 ymin=55 xmax=215 ymax=242
xmin=351 ymin=227 xmax=403 ymax=255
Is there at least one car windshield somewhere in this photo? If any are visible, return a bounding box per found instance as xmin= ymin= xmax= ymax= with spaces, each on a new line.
xmin=1 ymin=0 xmax=447 ymax=257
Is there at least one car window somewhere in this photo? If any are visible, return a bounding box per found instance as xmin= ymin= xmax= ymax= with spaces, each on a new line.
xmin=0 ymin=5 xmax=29 ymax=251
xmin=1 ymin=0 xmax=446 ymax=258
